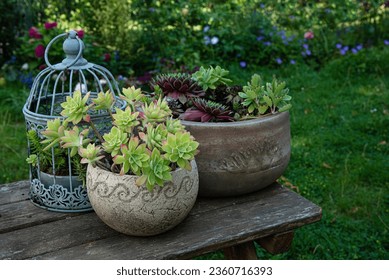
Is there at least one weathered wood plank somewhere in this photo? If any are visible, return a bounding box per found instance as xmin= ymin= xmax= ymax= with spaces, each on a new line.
xmin=257 ymin=231 xmax=295 ymax=254
xmin=0 ymin=180 xmax=30 ymax=205
xmin=223 ymin=242 xmax=258 ymax=260
xmin=0 ymin=200 xmax=79 ymax=234
xmin=0 ymin=213 xmax=119 ymax=260
xmin=31 ymin=186 xmax=321 ymax=260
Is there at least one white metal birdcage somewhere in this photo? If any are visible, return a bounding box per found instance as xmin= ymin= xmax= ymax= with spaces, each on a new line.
xmin=23 ymin=30 xmax=125 ymax=212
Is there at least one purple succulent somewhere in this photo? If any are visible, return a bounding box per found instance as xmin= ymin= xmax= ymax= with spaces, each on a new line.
xmin=181 ymin=99 xmax=234 ymax=122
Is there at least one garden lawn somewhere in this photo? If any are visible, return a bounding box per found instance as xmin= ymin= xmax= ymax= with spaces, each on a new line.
xmin=0 ymin=47 xmax=388 ymax=260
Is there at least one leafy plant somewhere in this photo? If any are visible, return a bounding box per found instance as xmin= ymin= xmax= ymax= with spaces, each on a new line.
xmin=40 ymin=87 xmax=199 ymax=192
xmin=191 ymin=66 xmax=232 ymax=91
xmin=150 ymin=65 xmax=292 ymax=122
xmin=239 ymin=74 xmax=292 ymax=115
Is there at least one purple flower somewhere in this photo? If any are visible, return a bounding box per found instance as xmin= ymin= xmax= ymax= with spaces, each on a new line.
xmin=356 ymin=44 xmax=363 ymax=50
xmin=260 ymin=3 xmax=265 ymax=8
xmin=290 ymin=60 xmax=296 ymax=65
xmin=275 ymin=58 xmax=282 ymax=64
xmin=336 ymin=43 xmax=342 ymax=49
xmin=211 ymin=36 xmax=219 ymax=45
xmin=256 ymin=36 xmax=264 ymax=41
xmin=384 ymin=40 xmax=389 ymax=46
xmin=263 ymin=41 xmax=271 ymax=46
xmin=305 ymin=49 xmax=311 ymax=56
xmin=343 ymin=46 xmax=349 ymax=51
xmin=204 ymin=36 xmax=211 ymax=45
xmin=303 ymin=43 xmax=309 ymax=49
xmin=239 ymin=61 xmax=247 ymax=68
xmin=352 ymin=48 xmax=358 ymax=54
xmin=203 ymin=25 xmax=210 ymax=33
xmin=340 ymin=49 xmax=347 ymax=55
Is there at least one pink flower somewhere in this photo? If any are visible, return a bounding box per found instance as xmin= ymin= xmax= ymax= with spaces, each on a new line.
xmin=38 ymin=64 xmax=47 ymax=70
xmin=35 ymin=44 xmax=45 ymax=58
xmin=304 ymin=31 xmax=314 ymax=39
xmin=76 ymin=29 xmax=84 ymax=39
xmin=29 ymin=27 xmax=42 ymax=39
xmin=103 ymin=53 xmax=111 ymax=62
xmin=44 ymin=22 xmax=57 ymax=30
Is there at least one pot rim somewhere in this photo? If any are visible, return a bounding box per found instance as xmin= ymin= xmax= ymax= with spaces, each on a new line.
xmin=181 ymin=111 xmax=289 ymax=128
xmin=89 ymin=159 xmax=197 ymax=181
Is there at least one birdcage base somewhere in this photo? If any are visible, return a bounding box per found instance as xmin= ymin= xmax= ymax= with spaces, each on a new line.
xmin=29 ymin=174 xmax=93 ymax=213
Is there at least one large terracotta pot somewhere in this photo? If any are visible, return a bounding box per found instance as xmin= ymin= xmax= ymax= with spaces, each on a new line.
xmin=86 ymin=160 xmax=199 ymax=236
xmin=181 ymin=112 xmax=290 ymax=197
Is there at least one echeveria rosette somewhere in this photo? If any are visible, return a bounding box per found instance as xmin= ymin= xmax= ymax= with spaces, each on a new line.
xmin=113 ymin=137 xmax=150 ymax=176
xmin=142 ymin=98 xmax=172 ymax=124
xmin=79 ymin=143 xmax=104 ymax=166
xmin=112 ymin=107 xmax=140 ymax=133
xmin=162 ymin=132 xmax=199 ymax=170
xmin=60 ymin=90 xmax=91 ymax=124
xmin=60 ymin=126 xmax=91 ymax=157
xmin=26 ymin=154 xmax=38 ymax=167
xmin=102 ymin=127 xmax=128 ymax=157
xmin=92 ymin=91 xmax=115 ymax=111
xmin=181 ymin=99 xmax=234 ymax=122
xmin=136 ymin=148 xmax=172 ymax=192
xmin=139 ymin=124 xmax=168 ymax=150
xmin=41 ymin=118 xmax=67 ymax=150
xmin=119 ymin=86 xmax=145 ymax=105
xmin=165 ymin=117 xmax=185 ymax=134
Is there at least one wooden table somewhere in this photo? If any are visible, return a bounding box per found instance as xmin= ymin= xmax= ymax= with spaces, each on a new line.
xmin=0 ymin=180 xmax=321 ymax=260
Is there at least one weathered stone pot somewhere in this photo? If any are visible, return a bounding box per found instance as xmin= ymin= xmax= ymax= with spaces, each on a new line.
xmin=86 ymin=160 xmax=199 ymax=236
xmin=181 ymin=111 xmax=290 ymax=197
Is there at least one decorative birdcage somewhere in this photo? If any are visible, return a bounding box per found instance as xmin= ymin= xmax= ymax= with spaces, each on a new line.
xmin=23 ymin=30 xmax=125 ymax=212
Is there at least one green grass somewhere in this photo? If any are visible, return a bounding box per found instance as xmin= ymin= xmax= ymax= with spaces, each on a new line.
xmin=0 ymin=85 xmax=29 ymax=183
xmin=1 ymin=47 xmax=388 ymax=259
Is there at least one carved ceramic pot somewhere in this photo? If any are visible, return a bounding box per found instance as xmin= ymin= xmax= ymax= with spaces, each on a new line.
xmin=181 ymin=112 xmax=290 ymax=197
xmin=86 ymin=160 xmax=199 ymax=236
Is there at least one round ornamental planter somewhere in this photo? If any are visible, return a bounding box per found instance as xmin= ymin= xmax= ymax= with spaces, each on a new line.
xmin=86 ymin=160 xmax=199 ymax=236
xmin=181 ymin=111 xmax=291 ymax=197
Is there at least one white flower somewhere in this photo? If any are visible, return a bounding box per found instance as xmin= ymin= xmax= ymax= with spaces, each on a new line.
xmin=211 ymin=36 xmax=219 ymax=45
xmin=74 ymin=83 xmax=87 ymax=93
xmin=21 ymin=63 xmax=29 ymax=70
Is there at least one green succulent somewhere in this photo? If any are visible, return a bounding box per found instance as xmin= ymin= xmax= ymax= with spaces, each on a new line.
xmin=142 ymin=98 xmax=172 ymax=124
xmin=162 ymin=131 xmax=199 ymax=170
xmin=113 ymin=137 xmax=150 ymax=176
xmin=92 ymin=90 xmax=115 ymax=110
xmin=119 ymin=86 xmax=144 ymax=104
xmin=60 ymin=126 xmax=90 ymax=157
xmin=192 ymin=65 xmax=232 ymax=91
xmin=79 ymin=143 xmax=104 ymax=166
xmin=102 ymin=127 xmax=128 ymax=156
xmin=239 ymin=74 xmax=265 ymax=114
xmin=136 ymin=148 xmax=172 ymax=192
xmin=60 ymin=90 xmax=91 ymax=124
xmin=41 ymin=118 xmax=67 ymax=150
xmin=239 ymin=74 xmax=292 ymax=115
xmin=112 ymin=107 xmax=140 ymax=133
xmin=26 ymin=154 xmax=38 ymax=167
xmin=263 ymin=77 xmax=292 ymax=114
xmin=139 ymin=124 xmax=168 ymax=150
xmin=165 ymin=117 xmax=185 ymax=134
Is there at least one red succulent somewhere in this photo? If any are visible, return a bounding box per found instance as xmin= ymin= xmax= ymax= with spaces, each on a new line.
xmin=181 ymin=99 xmax=234 ymax=122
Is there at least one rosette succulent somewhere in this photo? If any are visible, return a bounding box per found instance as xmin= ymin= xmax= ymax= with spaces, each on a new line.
xmin=148 ymin=65 xmax=292 ymax=122
xmin=40 ymin=86 xmax=199 ymax=192
xmin=152 ymin=73 xmax=205 ymax=104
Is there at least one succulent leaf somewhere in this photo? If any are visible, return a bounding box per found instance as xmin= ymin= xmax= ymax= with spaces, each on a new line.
xmin=60 ymin=90 xmax=91 ymax=124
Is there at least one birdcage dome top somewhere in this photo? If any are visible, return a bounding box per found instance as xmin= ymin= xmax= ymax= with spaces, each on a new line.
xmin=23 ymin=30 xmax=125 ymax=124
